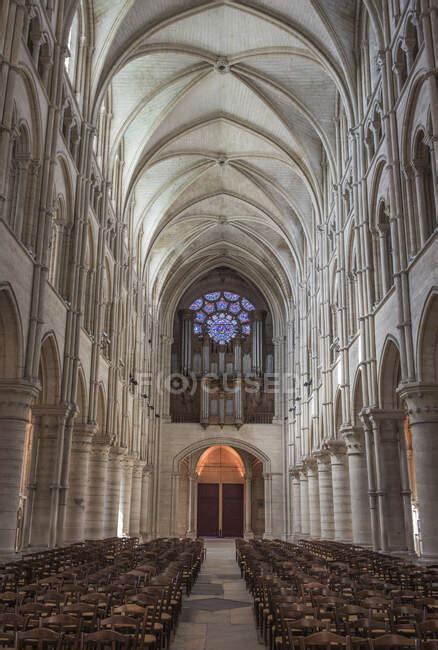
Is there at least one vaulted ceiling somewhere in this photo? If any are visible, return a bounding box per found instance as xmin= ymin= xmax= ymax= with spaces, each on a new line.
xmin=74 ymin=0 xmax=360 ymax=310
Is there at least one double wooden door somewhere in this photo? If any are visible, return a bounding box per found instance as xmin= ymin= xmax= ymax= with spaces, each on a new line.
xmin=197 ymin=483 xmax=244 ymax=537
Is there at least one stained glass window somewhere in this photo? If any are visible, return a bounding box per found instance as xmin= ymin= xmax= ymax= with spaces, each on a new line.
xmin=203 ymin=302 xmax=215 ymax=314
xmin=216 ymin=299 xmax=228 ymax=311
xmin=195 ymin=311 xmax=206 ymax=322
xmin=207 ymin=313 xmax=238 ymax=344
xmin=189 ymin=291 xmax=255 ymax=342
xmin=204 ymin=291 xmax=221 ymax=301
xmin=224 ymin=291 xmax=239 ymax=301
xmin=189 ymin=298 xmax=203 ymax=310
xmin=241 ymin=297 xmax=255 ymax=311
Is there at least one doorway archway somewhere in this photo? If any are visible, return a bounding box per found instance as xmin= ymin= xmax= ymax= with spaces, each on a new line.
xmin=196 ymin=445 xmax=244 ymax=537
xmin=170 ymin=437 xmax=270 ymax=539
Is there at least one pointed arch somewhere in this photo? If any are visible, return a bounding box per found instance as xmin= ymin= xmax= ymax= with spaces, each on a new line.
xmin=417 ymin=289 xmax=438 ymax=384
xmin=96 ymin=383 xmax=106 ymax=435
xmin=38 ymin=333 xmax=61 ymax=405
xmin=0 ymin=284 xmax=23 ymax=379
xmin=76 ymin=365 xmax=88 ymax=425
xmin=379 ymin=336 xmax=402 ymax=410
xmin=334 ymin=388 xmax=342 ymax=438
xmin=352 ymin=368 xmax=364 ymax=426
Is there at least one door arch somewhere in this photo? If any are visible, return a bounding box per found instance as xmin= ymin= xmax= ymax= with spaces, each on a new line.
xmin=170 ymin=436 xmax=271 ymax=539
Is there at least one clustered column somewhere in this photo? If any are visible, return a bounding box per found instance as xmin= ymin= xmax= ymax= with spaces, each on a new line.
xmin=86 ymin=438 xmax=110 ymax=539
xmin=327 ymin=440 xmax=352 ymax=542
xmin=299 ymin=466 xmax=310 ymax=537
xmin=0 ymin=382 xmax=38 ymax=552
xmin=343 ymin=427 xmax=372 ymax=546
xmin=316 ymin=452 xmax=334 ymax=540
xmin=104 ymin=447 xmax=123 ymax=537
xmin=64 ymin=424 xmax=95 ymax=543
xmin=307 ymin=460 xmax=321 ymax=538
xmin=290 ymin=470 xmax=301 ymax=538
xmin=400 ymin=386 xmax=438 ymax=560
xmin=129 ymin=459 xmax=145 ymax=537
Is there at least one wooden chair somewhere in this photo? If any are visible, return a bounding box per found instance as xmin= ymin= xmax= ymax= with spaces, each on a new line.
xmin=369 ymin=634 xmax=420 ymax=650
xmin=17 ymin=627 xmax=61 ymax=650
xmin=298 ymin=630 xmax=351 ymax=650
xmin=82 ymin=630 xmax=133 ymax=650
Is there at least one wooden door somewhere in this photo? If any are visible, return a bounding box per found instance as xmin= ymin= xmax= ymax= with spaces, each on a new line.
xmin=222 ymin=483 xmax=244 ymax=537
xmin=197 ymin=483 xmax=219 ymax=537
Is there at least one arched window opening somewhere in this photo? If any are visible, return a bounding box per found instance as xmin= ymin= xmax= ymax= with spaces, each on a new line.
xmin=412 ymin=131 xmax=437 ymax=246
xmin=48 ymin=196 xmax=70 ymax=300
xmin=348 ymin=245 xmax=359 ymax=338
xmin=365 ymin=123 xmax=375 ymax=166
xmin=377 ymin=200 xmax=394 ymax=295
xmin=101 ymin=261 xmax=113 ymax=359
xmin=5 ymin=125 xmax=31 ymax=243
xmin=359 ymin=7 xmax=380 ymax=111
xmin=65 ymin=10 xmax=79 ymax=81
xmin=171 ymin=272 xmax=274 ymax=425
xmin=83 ymin=227 xmax=95 ymax=333
xmin=405 ymin=17 xmax=421 ymax=72
xmin=38 ymin=37 xmax=52 ymax=91
xmin=393 ymin=43 xmax=408 ymax=96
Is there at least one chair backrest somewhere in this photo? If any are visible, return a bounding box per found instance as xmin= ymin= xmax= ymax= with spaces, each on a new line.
xmin=100 ymin=616 xmax=139 ymax=632
xmin=370 ymin=633 xmax=418 ymax=648
xmin=299 ymin=630 xmax=348 ymax=649
xmin=82 ymin=630 xmax=132 ymax=650
xmin=17 ymin=627 xmax=60 ymax=650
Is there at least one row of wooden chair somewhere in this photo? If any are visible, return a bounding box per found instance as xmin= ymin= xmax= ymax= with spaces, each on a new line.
xmin=0 ymin=537 xmax=205 ymax=650
xmin=236 ymin=538 xmax=438 ymax=650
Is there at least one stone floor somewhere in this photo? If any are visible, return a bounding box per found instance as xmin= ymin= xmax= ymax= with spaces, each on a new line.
xmin=170 ymin=538 xmax=261 ymax=650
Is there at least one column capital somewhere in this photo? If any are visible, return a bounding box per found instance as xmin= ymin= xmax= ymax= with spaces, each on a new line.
xmin=314 ymin=450 xmax=331 ymax=468
xmin=90 ymin=438 xmax=110 ymax=459
xmin=398 ymin=383 xmax=438 ymax=425
xmin=0 ymin=380 xmax=39 ymax=418
xmin=341 ymin=426 xmax=365 ymax=454
xmin=132 ymin=460 xmax=146 ymax=478
xmin=323 ymin=438 xmax=347 ymax=457
xmin=71 ymin=424 xmax=96 ymax=447
xmin=143 ymin=464 xmax=154 ymax=477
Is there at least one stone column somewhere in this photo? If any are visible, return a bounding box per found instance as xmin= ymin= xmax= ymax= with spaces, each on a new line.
xmin=307 ymin=459 xmax=321 ymax=538
xmin=399 ymin=385 xmax=438 ymax=560
xmin=85 ymin=438 xmax=110 ymax=539
xmin=326 ymin=441 xmax=352 ymax=542
xmin=316 ymin=452 xmax=334 ymax=540
xmin=252 ymin=310 xmax=266 ymax=376
xmin=244 ymin=473 xmax=253 ymax=538
xmin=263 ymin=472 xmax=273 ymax=538
xmin=299 ymin=466 xmax=310 ymax=537
xmin=29 ymin=405 xmax=69 ymax=548
xmin=121 ymin=456 xmax=134 ymax=536
xmin=0 ymin=382 xmax=38 ymax=552
xmin=291 ymin=470 xmax=301 ymax=538
xmin=64 ymin=424 xmax=95 ymax=543
xmin=343 ymin=427 xmax=372 ymax=546
xmin=129 ymin=459 xmax=144 ymax=537
xmin=140 ymin=466 xmax=153 ymax=541
xmin=369 ymin=410 xmax=408 ymax=552
xmin=103 ymin=448 xmax=123 ymax=538
xmin=180 ymin=310 xmax=192 ymax=376
xmin=200 ymin=376 xmax=209 ymax=427
xmin=187 ymin=472 xmax=197 ymax=538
